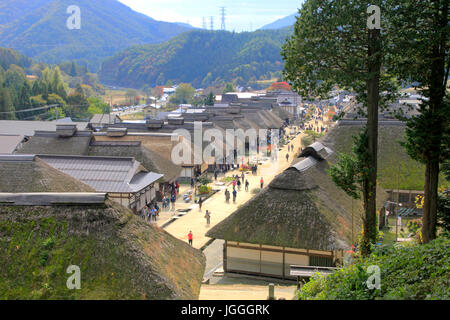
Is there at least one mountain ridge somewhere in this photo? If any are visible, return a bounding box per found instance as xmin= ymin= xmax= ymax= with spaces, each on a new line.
xmin=259 ymin=13 xmax=298 ymax=30
xmin=99 ymin=27 xmax=293 ymax=88
xmin=0 ymin=0 xmax=194 ymax=71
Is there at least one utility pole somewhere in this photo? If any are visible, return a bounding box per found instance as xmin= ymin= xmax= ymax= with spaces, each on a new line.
xmin=202 ymin=17 xmax=207 ymax=30
xmin=210 ymin=16 xmax=214 ymax=31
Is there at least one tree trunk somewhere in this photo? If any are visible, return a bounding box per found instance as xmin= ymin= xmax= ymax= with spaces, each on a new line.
xmin=361 ymin=28 xmax=381 ymax=256
xmin=421 ymin=0 xmax=448 ymax=243
xmin=422 ymin=159 xmax=440 ymax=242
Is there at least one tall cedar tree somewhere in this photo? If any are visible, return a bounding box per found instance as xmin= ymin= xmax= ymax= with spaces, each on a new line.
xmin=282 ymin=0 xmax=397 ymax=255
xmin=385 ymin=0 xmax=449 ymax=243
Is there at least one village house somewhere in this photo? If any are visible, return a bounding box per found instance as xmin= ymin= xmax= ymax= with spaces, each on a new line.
xmin=207 ymin=142 xmax=387 ymax=280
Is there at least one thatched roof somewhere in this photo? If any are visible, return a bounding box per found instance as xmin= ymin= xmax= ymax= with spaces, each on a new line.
xmin=15 ymin=132 xmax=181 ymax=183
xmin=0 ymin=200 xmax=205 ymax=299
xmin=207 ymin=146 xmax=387 ymax=251
xmin=0 ymin=156 xmax=94 ymax=193
xmin=16 ymin=132 xmax=93 ymax=156
xmin=321 ymin=121 xmax=436 ymax=190
xmin=272 ymin=106 xmax=294 ymax=121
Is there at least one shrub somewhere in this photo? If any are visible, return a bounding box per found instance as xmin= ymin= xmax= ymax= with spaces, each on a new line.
xmin=198 ymin=177 xmax=212 ymax=186
xmin=296 ymin=237 xmax=450 ymax=300
xmin=198 ymin=185 xmax=212 ymax=195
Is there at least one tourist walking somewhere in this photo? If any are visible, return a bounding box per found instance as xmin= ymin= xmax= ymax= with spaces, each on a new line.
xmin=198 ymin=197 xmax=203 ymax=211
xmin=205 ymin=210 xmax=211 ymax=226
xmin=241 ymin=172 xmax=245 ymax=183
xmin=237 ymin=179 xmax=241 ymax=191
xmin=188 ymin=231 xmax=193 ymax=246
xmin=171 ymin=194 xmax=176 ymax=211
xmin=286 ymin=153 xmax=289 ymax=162
xmin=232 ymin=189 xmax=237 ymax=203
xmin=214 ymin=170 xmax=218 ymax=181
xmin=260 ymin=177 xmax=264 ymax=189
xmin=245 ymin=179 xmax=249 ymax=192
xmin=225 ymin=189 xmax=230 ymax=203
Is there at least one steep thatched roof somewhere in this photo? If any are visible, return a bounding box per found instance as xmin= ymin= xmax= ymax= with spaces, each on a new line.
xmin=272 ymin=106 xmax=294 ymax=121
xmin=15 ymin=132 xmax=181 ymax=183
xmin=207 ymin=147 xmax=387 ymax=251
xmin=321 ymin=121 xmax=445 ymax=190
xmin=16 ymin=132 xmax=93 ymax=156
xmin=0 ymin=200 xmax=205 ymax=299
xmin=0 ymin=156 xmax=94 ymax=193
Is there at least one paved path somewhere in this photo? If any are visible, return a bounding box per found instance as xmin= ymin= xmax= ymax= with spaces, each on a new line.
xmin=163 ymin=125 xmax=314 ymax=249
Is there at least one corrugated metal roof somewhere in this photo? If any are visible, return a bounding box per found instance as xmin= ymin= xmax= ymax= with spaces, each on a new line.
xmin=0 ymin=120 xmax=88 ymax=136
xmin=0 ymin=135 xmax=25 ymax=154
xmin=38 ymin=155 xmax=162 ymax=193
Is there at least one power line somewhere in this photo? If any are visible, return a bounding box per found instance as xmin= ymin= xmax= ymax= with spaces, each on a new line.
xmin=0 ymin=104 xmax=60 ymax=114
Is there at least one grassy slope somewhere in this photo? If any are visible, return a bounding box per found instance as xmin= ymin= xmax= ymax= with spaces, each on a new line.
xmin=296 ymin=237 xmax=450 ymax=300
xmin=0 ymin=201 xmax=205 ymax=299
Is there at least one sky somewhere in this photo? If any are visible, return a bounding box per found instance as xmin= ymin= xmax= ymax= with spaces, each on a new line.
xmin=118 ymin=0 xmax=304 ymax=32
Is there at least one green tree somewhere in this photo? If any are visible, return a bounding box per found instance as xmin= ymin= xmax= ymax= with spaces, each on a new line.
xmin=0 ymin=88 xmax=16 ymax=120
xmin=223 ymin=82 xmax=235 ymax=94
xmin=385 ymin=0 xmax=450 ymax=243
xmin=204 ymin=92 xmax=215 ymax=106
xmin=170 ymin=83 xmax=195 ymax=105
xmin=282 ymin=0 xmax=397 ymax=256
xmin=87 ymin=97 xmax=110 ymax=116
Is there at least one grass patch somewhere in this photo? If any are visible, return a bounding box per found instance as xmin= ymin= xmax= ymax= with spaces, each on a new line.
xmin=296 ymin=237 xmax=450 ymax=300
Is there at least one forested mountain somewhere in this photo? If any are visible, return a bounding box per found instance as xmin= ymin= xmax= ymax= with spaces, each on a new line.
xmin=259 ymin=13 xmax=298 ymax=30
xmin=0 ymin=47 xmax=109 ymax=121
xmin=0 ymin=0 xmax=193 ymax=71
xmin=99 ymin=28 xmax=293 ymax=88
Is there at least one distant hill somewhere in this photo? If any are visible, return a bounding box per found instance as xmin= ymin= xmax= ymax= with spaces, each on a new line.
xmin=0 ymin=47 xmax=33 ymax=71
xmin=99 ymin=28 xmax=293 ymax=88
xmin=259 ymin=13 xmax=298 ymax=30
xmin=0 ymin=0 xmax=194 ymax=71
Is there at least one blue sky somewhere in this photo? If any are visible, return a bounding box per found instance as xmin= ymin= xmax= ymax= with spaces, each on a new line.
xmin=118 ymin=0 xmax=304 ymax=32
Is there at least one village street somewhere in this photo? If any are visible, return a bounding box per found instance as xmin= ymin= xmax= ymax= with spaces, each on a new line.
xmin=156 ymin=109 xmax=330 ymax=299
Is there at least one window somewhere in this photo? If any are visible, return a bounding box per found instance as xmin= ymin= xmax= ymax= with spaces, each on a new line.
xmin=309 ymin=256 xmax=334 ymax=267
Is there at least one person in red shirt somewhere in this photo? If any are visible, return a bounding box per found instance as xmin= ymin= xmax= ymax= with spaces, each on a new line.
xmin=188 ymin=231 xmax=193 ymax=246
xmin=260 ymin=177 xmax=264 ymax=189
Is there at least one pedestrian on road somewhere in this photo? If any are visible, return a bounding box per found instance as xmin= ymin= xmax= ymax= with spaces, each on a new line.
xmin=188 ymin=231 xmax=193 ymax=246
xmin=237 ymin=179 xmax=241 ymax=191
xmin=225 ymin=189 xmax=230 ymax=203
xmin=198 ymin=197 xmax=203 ymax=211
xmin=245 ymin=179 xmax=249 ymax=192
xmin=190 ymin=176 xmax=194 ymax=188
xmin=214 ymin=170 xmax=218 ymax=181
xmin=232 ymin=179 xmax=237 ymax=189
xmin=205 ymin=210 xmax=211 ymax=226
xmin=232 ymin=189 xmax=237 ymax=203
xmin=241 ymin=172 xmax=245 ymax=183
xmin=260 ymin=177 xmax=264 ymax=189
xmin=286 ymin=153 xmax=289 ymax=162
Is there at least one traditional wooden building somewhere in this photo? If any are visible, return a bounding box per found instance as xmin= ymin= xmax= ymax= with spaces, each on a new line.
xmin=207 ymin=142 xmax=387 ymax=280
